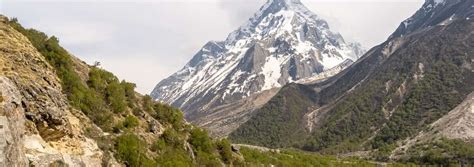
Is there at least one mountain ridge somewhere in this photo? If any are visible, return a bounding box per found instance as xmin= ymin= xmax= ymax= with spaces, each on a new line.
xmin=229 ymin=0 xmax=474 ymax=162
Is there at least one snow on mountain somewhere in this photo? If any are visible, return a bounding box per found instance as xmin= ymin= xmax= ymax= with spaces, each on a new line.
xmin=151 ymin=0 xmax=365 ymax=118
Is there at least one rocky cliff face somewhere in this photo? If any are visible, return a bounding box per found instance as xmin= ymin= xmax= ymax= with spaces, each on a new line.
xmin=0 ymin=16 xmax=106 ymax=166
xmin=151 ymin=0 xmax=364 ymax=121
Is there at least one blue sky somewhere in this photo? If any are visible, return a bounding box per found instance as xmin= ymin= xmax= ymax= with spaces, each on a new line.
xmin=0 ymin=0 xmax=423 ymax=94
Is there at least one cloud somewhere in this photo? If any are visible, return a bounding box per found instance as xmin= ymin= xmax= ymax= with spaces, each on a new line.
xmin=217 ymin=0 xmax=263 ymax=28
xmin=33 ymin=22 xmax=116 ymax=45
xmin=302 ymin=1 xmax=423 ymax=47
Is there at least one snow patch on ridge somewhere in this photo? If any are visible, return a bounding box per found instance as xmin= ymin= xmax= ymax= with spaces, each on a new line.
xmin=433 ymin=0 xmax=445 ymax=6
xmin=261 ymin=56 xmax=284 ymax=91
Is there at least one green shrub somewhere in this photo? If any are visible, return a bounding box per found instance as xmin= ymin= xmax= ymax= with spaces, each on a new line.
xmin=216 ymin=139 xmax=234 ymax=164
xmin=194 ymin=151 xmax=221 ymax=166
xmin=88 ymin=68 xmax=127 ymax=113
xmin=155 ymin=147 xmax=192 ymax=167
xmin=121 ymin=81 xmax=137 ymax=106
xmin=106 ymin=82 xmax=127 ymax=113
xmin=122 ymin=115 xmax=139 ymax=129
xmin=116 ymin=133 xmax=155 ymax=167
xmin=151 ymin=139 xmax=166 ymax=152
xmin=373 ymin=144 xmax=397 ymax=161
xmin=142 ymin=95 xmax=154 ymax=112
xmin=162 ymin=129 xmax=183 ymax=148
xmin=152 ymin=103 xmax=184 ymax=128
xmin=189 ymin=128 xmax=214 ymax=154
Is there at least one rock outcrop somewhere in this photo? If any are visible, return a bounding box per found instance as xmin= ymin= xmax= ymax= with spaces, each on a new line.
xmin=432 ymin=92 xmax=474 ymax=142
xmin=0 ymin=15 xmax=105 ymax=166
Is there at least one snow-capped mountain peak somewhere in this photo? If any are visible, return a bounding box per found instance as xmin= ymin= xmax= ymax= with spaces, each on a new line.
xmin=151 ymin=0 xmax=365 ymax=118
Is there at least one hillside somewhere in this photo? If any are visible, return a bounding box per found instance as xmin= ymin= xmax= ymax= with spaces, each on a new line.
xmin=2 ymin=16 xmax=239 ymax=166
xmin=230 ymin=0 xmax=474 ymax=164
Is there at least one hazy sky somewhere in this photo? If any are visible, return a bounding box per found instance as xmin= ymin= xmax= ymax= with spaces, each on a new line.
xmin=0 ymin=0 xmax=423 ymax=94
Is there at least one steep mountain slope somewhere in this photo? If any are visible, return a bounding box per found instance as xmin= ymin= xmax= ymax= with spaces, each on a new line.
xmin=4 ymin=16 xmax=244 ymax=166
xmin=230 ymin=0 xmax=474 ymax=161
xmin=151 ymin=0 xmax=364 ymax=124
xmin=389 ymin=92 xmax=474 ymax=162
